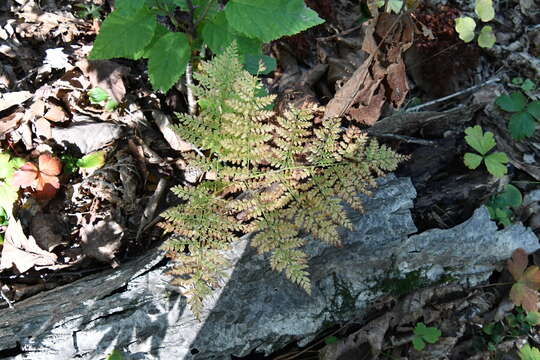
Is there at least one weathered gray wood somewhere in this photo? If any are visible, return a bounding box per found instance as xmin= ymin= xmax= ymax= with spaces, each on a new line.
xmin=1 ymin=175 xmax=538 ymax=360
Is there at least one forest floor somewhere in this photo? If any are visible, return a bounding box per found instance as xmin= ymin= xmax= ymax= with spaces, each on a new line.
xmin=1 ymin=0 xmax=540 ymax=359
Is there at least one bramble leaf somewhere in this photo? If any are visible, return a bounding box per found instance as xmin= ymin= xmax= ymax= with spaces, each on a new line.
xmin=464 ymin=152 xmax=483 ymax=169
xmin=76 ymin=151 xmax=106 ymax=170
xmin=475 ymin=0 xmax=495 ymax=22
xmin=527 ymin=101 xmax=540 ymax=121
xmin=88 ymin=87 xmax=110 ymax=104
xmin=147 ymin=32 xmax=191 ymax=92
xmin=496 ymin=91 xmax=528 ymax=112
xmin=478 ymin=25 xmax=496 ymax=48
xmin=89 ymin=8 xmax=157 ymax=60
xmin=509 ymin=112 xmax=536 ymax=140
xmin=508 ymin=249 xmax=540 ymax=312
xmin=508 ymin=248 xmax=529 ymax=282
xmin=464 ymin=125 xmax=496 ymax=155
xmin=225 ymin=0 xmax=325 ymax=43
xmin=455 ymin=17 xmax=476 ymax=43
xmin=484 ymin=152 xmax=508 ymax=177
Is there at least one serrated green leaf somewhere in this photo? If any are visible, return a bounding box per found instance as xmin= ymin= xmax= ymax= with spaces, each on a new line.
xmin=412 ymin=336 xmax=425 ymax=351
xmin=509 ymin=111 xmax=536 ymax=139
xmin=89 ymin=8 xmax=157 ymax=60
xmin=464 ymin=152 xmax=483 ymax=169
xmin=513 ymin=77 xmax=525 ymax=85
xmin=202 ymin=12 xmax=262 ymax=55
xmin=475 ymin=0 xmax=495 ymax=22
xmin=88 ymin=87 xmax=110 ymax=104
xmin=387 ymin=0 xmax=403 ymax=13
xmin=455 ymin=17 xmax=476 ymax=43
xmin=496 ymin=91 xmax=528 ymax=112
xmin=484 ymin=152 xmax=508 ymax=177
xmin=76 ymin=151 xmax=106 ymax=169
xmin=147 ymin=32 xmax=191 ymax=92
xmin=115 ymin=0 xmax=146 ymax=14
xmin=522 ymin=79 xmax=536 ymax=92
xmin=519 ymin=344 xmax=540 ymax=360
xmin=243 ymin=54 xmax=276 ymax=75
xmin=527 ymin=101 xmax=540 ymax=121
xmin=525 ymin=311 xmax=540 ymax=326
xmin=464 ymin=125 xmax=496 ymax=155
xmin=225 ymin=0 xmax=325 ymax=43
xmin=478 ymin=25 xmax=496 ymax=48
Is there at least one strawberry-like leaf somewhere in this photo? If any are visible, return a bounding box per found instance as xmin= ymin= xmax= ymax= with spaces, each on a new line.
xmin=508 ymin=248 xmax=529 ymax=281
xmin=508 ymin=249 xmax=540 ymax=312
xmin=11 ymin=153 xmax=62 ymax=201
xmin=38 ymin=153 xmax=62 ymax=177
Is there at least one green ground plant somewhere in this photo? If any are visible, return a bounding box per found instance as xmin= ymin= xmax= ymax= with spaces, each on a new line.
xmin=88 ymin=0 xmax=324 ymax=91
xmin=496 ymin=88 xmax=540 ymax=140
xmin=463 ymin=125 xmax=509 ymax=178
xmin=520 ymin=344 xmax=540 ymax=360
xmin=87 ymin=87 xmax=118 ymax=111
xmin=454 ymin=0 xmax=496 ymax=48
xmin=411 ymin=322 xmax=441 ymax=351
xmin=161 ymin=44 xmax=406 ymax=317
xmin=486 ymin=184 xmax=522 ymax=226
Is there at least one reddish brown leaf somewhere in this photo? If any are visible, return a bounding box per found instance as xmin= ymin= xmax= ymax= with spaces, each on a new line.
xmin=11 ymin=162 xmax=38 ymax=188
xmin=510 ymin=282 xmax=539 ymax=312
xmin=523 ymin=266 xmax=540 ymax=290
xmin=508 ymin=248 xmax=529 ymax=281
xmin=38 ymin=153 xmax=62 ymax=176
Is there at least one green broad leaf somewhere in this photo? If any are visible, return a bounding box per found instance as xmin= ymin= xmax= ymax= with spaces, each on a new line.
xmin=115 ymin=0 xmax=146 ymax=14
xmin=88 ymin=87 xmax=110 ymax=104
xmin=464 ymin=125 xmax=496 ymax=155
xmin=89 ymin=8 xmax=157 ymax=60
xmin=412 ymin=336 xmax=425 ymax=351
xmin=478 ymin=25 xmax=496 ymax=48
xmin=488 ymin=206 xmax=511 ymax=226
xmin=225 ymin=0 xmax=325 ymax=43
xmin=475 ymin=0 xmax=495 ymax=22
xmin=525 ymin=311 xmax=540 ymax=326
xmin=522 ymin=79 xmax=536 ymax=92
xmin=455 ymin=17 xmax=476 ymax=43
xmin=386 ymin=0 xmax=403 ymax=14
xmin=133 ymin=23 xmax=170 ymax=60
xmin=76 ymin=151 xmax=106 ymax=169
xmin=202 ymin=12 xmax=262 ymax=55
xmin=0 ymin=154 xmax=12 ymax=179
xmin=9 ymin=157 xmax=25 ymax=170
xmin=0 ymin=181 xmax=18 ymax=215
xmin=61 ymin=154 xmax=79 ymax=175
xmin=464 ymin=152 xmax=483 ymax=170
xmin=509 ymin=111 xmax=536 ymax=140
xmin=147 ymin=32 xmax=191 ymax=92
xmin=104 ymin=99 xmax=119 ymax=111
xmin=519 ymin=344 xmax=540 ymax=360
xmin=243 ymin=54 xmax=276 ymax=75
xmin=484 ymin=152 xmax=508 ymax=177
xmin=527 ymin=101 xmax=540 ymax=121
xmin=496 ymin=91 xmax=528 ymax=112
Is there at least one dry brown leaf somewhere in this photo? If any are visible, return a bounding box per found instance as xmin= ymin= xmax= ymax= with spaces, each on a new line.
xmin=0 ymin=112 xmax=23 ymax=138
xmin=43 ymin=103 xmax=67 ymax=122
xmin=30 ymin=214 xmax=68 ymax=252
xmin=0 ymin=218 xmax=57 ymax=273
xmin=0 ymin=91 xmax=32 ymax=111
xmin=153 ymin=110 xmax=193 ymax=152
xmin=508 ymin=248 xmax=540 ymax=312
xmin=76 ymin=59 xmax=129 ymax=102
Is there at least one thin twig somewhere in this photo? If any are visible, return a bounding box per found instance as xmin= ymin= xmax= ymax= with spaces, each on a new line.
xmin=137 ymin=177 xmax=168 ymax=241
xmin=372 ymin=133 xmax=436 ymax=146
xmin=185 ymin=61 xmax=197 ymax=116
xmin=0 ymin=289 xmax=14 ymax=309
xmin=406 ymin=77 xmax=501 ymax=112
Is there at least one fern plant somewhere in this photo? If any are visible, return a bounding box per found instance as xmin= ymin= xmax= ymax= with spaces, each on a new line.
xmin=161 ymin=44 xmax=407 ymax=318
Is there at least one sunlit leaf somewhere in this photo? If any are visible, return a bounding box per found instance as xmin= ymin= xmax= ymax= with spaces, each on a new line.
xmin=475 ymin=0 xmax=495 ymax=22
xmin=455 ymin=17 xmax=476 ymax=43
xmin=478 ymin=25 xmax=495 ymax=48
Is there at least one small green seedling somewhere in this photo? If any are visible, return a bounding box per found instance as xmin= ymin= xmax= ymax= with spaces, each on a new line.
xmin=105 ymin=349 xmax=124 ymax=360
xmin=496 ymin=90 xmax=540 ymax=140
xmin=519 ymin=344 xmax=540 ymax=360
xmin=75 ymin=3 xmax=102 ymax=20
xmin=512 ymin=77 xmax=536 ymax=92
xmin=324 ymin=335 xmax=339 ymax=345
xmin=411 ymin=322 xmax=441 ymax=351
xmin=486 ymin=184 xmax=522 ymax=226
xmin=61 ymin=151 xmax=106 ymax=174
xmin=454 ymin=0 xmax=495 ymax=48
xmin=87 ymin=87 xmax=118 ymax=111
xmin=463 ymin=125 xmax=509 ymax=178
